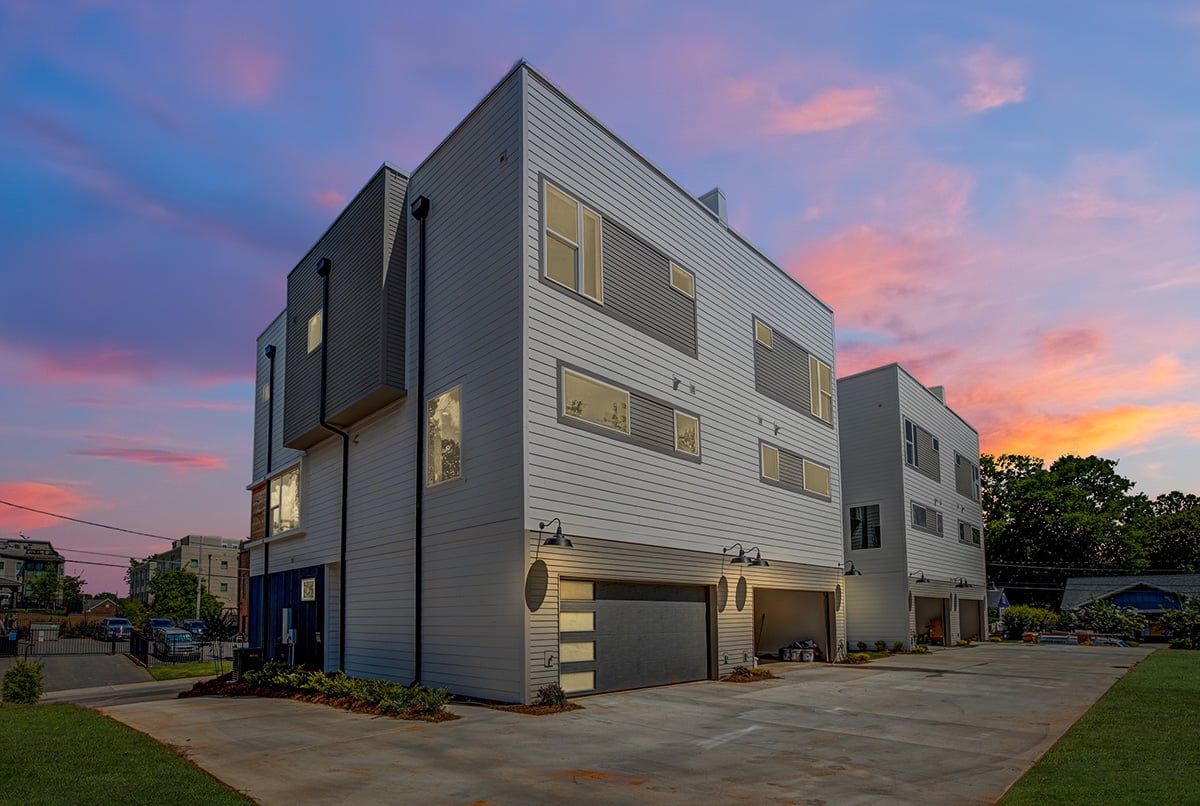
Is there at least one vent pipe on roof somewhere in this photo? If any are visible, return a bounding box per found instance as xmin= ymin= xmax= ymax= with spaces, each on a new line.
xmin=699 ymin=187 xmax=727 ymax=224
xmin=930 ymin=385 xmax=945 ymax=403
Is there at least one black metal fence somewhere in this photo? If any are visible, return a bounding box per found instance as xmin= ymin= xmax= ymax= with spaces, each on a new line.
xmin=21 ymin=635 xmax=122 ymax=657
xmin=126 ymin=630 xmax=243 ymax=668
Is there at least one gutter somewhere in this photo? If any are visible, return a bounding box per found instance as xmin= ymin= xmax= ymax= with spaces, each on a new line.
xmin=410 ymin=194 xmax=430 ymax=684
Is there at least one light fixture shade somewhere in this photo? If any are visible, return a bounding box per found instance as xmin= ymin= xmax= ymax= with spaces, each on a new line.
xmin=749 ymin=556 xmax=769 ymax=567
xmin=543 ymin=526 xmax=573 ymax=549
xmin=844 ymin=562 xmax=862 ymax=576
xmin=729 ymin=549 xmax=750 ymax=565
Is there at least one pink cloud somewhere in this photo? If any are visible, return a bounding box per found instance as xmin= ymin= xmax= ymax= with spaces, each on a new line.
xmin=179 ymin=400 xmax=251 ymax=412
xmin=312 ymin=189 xmax=346 ymax=210
xmin=71 ymin=447 xmax=226 ymax=471
xmin=961 ymin=45 xmax=1026 ymax=112
xmin=770 ymin=87 xmax=884 ymax=134
xmin=0 ymin=482 xmax=97 ymax=531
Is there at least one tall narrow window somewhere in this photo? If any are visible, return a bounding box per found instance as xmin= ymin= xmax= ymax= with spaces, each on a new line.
xmin=761 ymin=444 xmax=780 ymax=481
xmin=427 ymin=386 xmax=462 ymax=486
xmin=307 ymin=310 xmax=323 ymax=353
xmin=269 ymin=466 xmax=300 ymax=535
xmin=809 ymin=356 xmax=833 ymax=423
xmin=674 ymin=411 xmax=700 ymax=456
xmin=904 ymin=419 xmax=917 ymax=466
xmin=545 ymin=182 xmax=602 ymax=303
xmin=850 ymin=505 xmax=881 ymax=549
xmin=562 ymin=370 xmax=629 ymax=433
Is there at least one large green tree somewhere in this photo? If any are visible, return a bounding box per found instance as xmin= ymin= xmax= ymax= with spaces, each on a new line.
xmin=147 ymin=569 xmax=221 ymax=621
xmin=1143 ymin=492 xmax=1200 ymax=572
xmin=61 ymin=575 xmax=86 ymax=604
xmin=982 ymin=454 xmax=1149 ymax=607
xmin=29 ymin=573 xmax=61 ymax=607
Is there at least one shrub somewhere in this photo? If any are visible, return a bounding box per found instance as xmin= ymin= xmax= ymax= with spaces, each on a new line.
xmin=2 ymin=659 xmax=44 ymax=704
xmin=535 ymin=683 xmax=567 ymax=708
xmin=1160 ymin=594 xmax=1200 ymax=649
xmin=989 ymin=636 xmax=1003 ymax=642
xmin=956 ymin=639 xmax=970 ymax=647
xmin=730 ymin=665 xmax=751 ymax=677
xmin=847 ymin=652 xmax=871 ymax=663
xmin=874 ymin=640 xmax=887 ymax=652
xmin=240 ymin=664 xmax=449 ymax=717
xmin=855 ymin=641 xmax=867 ymax=651
xmin=1060 ymin=598 xmax=1147 ymax=640
xmin=892 ymin=641 xmax=905 ymax=653
xmin=1002 ymin=605 xmax=1059 ymax=639
xmin=911 ymin=646 xmax=929 ymax=654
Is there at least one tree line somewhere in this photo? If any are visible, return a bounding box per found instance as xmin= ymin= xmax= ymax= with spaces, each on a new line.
xmin=983 ymin=454 xmax=1200 ymax=607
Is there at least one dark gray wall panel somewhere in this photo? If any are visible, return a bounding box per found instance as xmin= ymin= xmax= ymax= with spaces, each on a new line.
xmin=779 ymin=450 xmax=806 ymax=489
xmin=754 ymin=328 xmax=812 ymax=417
xmin=913 ymin=422 xmax=941 ymax=482
xmin=629 ymin=392 xmax=674 ymax=452
xmin=382 ymin=170 xmax=409 ymax=392
xmin=601 ymin=220 xmax=697 ymax=357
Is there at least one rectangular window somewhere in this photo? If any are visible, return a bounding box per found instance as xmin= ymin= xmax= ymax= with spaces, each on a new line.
xmin=191 ymin=559 xmax=198 ymax=568
xmin=560 ymin=641 xmax=595 ymax=662
xmin=670 ymin=263 xmax=695 ymax=298
xmin=560 ymin=670 xmax=595 ymax=693
xmin=269 ymin=465 xmax=300 ymax=535
xmin=674 ymin=411 xmax=700 ymax=456
xmin=754 ymin=320 xmax=773 ymax=349
xmin=802 ymin=459 xmax=831 ymax=498
xmin=959 ymin=522 xmax=983 ymax=545
xmin=912 ymin=502 xmax=943 ymax=535
xmin=427 ymin=386 xmax=462 ymax=486
xmin=219 ymin=583 xmax=228 ymax=592
xmin=307 ymin=310 xmax=322 ymax=353
xmin=562 ymin=369 xmax=629 ymax=434
xmin=955 ymin=453 xmax=981 ymax=501
xmin=220 ymin=561 xmax=228 ymax=570
xmin=559 ymin=612 xmax=594 ymax=632
xmin=761 ymin=444 xmax=780 ymax=481
xmin=905 ymin=419 xmax=917 ymax=466
xmin=850 ymin=505 xmax=881 ymax=550
xmin=809 ymin=356 xmax=833 ymax=424
xmin=545 ymin=182 xmax=602 ymax=303
xmin=559 ymin=580 xmax=594 ymax=601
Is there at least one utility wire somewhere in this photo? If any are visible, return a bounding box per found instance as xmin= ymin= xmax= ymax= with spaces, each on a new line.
xmin=989 ymin=561 xmax=1191 ymax=573
xmin=0 ymin=499 xmax=173 ymax=541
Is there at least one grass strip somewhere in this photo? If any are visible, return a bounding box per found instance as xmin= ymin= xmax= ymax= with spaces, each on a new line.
xmin=148 ymin=661 xmax=228 ymax=681
xmin=0 ymin=702 xmax=251 ymax=804
xmin=1001 ymin=650 xmax=1199 ymax=805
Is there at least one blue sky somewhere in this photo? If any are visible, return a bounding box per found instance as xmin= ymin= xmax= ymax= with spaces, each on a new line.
xmin=2 ymin=1 xmax=1198 ymax=592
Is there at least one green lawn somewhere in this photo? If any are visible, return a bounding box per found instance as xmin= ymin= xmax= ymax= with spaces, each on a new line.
xmin=1001 ymin=650 xmax=1200 ymax=805
xmin=0 ymin=703 xmax=251 ymax=804
xmin=147 ymin=661 xmax=228 ymax=681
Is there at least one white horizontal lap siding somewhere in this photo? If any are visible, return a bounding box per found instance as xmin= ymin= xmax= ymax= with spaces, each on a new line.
xmin=523 ymin=71 xmax=842 ymax=569
xmin=897 ymin=370 xmax=986 ymax=584
xmin=324 ymin=563 xmax=340 ymax=670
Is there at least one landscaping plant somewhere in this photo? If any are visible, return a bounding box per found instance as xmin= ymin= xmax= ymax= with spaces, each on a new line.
xmin=239 ymin=664 xmax=450 ymax=717
xmin=534 ymin=683 xmax=567 ymax=708
xmin=2 ymin=659 xmax=44 ymax=704
xmin=892 ymin=641 xmax=905 ymax=653
xmin=1159 ymin=594 xmax=1200 ymax=649
xmin=855 ymin=641 xmax=867 ymax=652
xmin=1059 ymin=598 xmax=1147 ymax=640
xmin=1002 ymin=604 xmax=1059 ymax=638
xmin=874 ymin=640 xmax=887 ymax=652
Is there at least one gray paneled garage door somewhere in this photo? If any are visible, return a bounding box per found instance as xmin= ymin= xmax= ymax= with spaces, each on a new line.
xmin=560 ymin=580 xmax=710 ymax=694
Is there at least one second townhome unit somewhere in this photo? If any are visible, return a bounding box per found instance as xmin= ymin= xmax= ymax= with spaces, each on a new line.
xmin=838 ymin=364 xmax=987 ymax=649
xmin=245 ymin=61 xmax=847 ymax=703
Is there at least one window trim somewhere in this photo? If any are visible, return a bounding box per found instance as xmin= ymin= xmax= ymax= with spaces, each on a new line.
xmin=754 ymin=319 xmax=773 ymax=349
xmin=306 ymin=310 xmax=322 ymax=354
xmin=426 ymin=385 xmax=463 ymax=488
xmin=760 ymin=443 xmax=780 ymax=481
xmin=674 ymin=410 xmax=700 ymax=457
xmin=670 ymin=263 xmax=695 ymax=299
xmin=268 ymin=464 xmax=301 ymax=537
xmin=809 ymin=355 xmax=833 ymax=424
xmin=802 ymin=458 xmax=832 ymax=499
xmin=543 ymin=180 xmax=604 ymax=304
xmin=904 ymin=419 xmax=917 ymax=467
xmin=911 ymin=501 xmax=944 ymax=536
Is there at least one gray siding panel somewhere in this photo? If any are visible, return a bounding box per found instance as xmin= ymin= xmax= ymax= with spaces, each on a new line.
xmin=252 ymin=312 xmax=303 ymax=482
xmin=754 ymin=328 xmax=812 ymax=418
xmin=629 ymin=392 xmax=675 ymax=453
xmin=601 ymin=219 xmax=697 ymax=357
xmin=382 ymin=170 xmax=409 ymax=392
xmin=912 ymin=422 xmax=942 ymax=482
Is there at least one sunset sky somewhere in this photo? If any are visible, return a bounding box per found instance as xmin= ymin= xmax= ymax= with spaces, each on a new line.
xmin=2 ymin=2 xmax=1198 ymax=594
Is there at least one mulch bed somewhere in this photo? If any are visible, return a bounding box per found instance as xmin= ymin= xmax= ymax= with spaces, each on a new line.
xmin=179 ymin=674 xmax=459 ymax=722
xmin=478 ymin=702 xmax=583 ymax=716
xmin=720 ymin=669 xmax=780 ymax=683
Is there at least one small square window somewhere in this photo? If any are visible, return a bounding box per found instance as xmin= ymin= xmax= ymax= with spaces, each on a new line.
xmin=761 ymin=444 xmax=780 ymax=481
xmin=755 ymin=320 xmax=773 ymax=349
xmin=670 ymin=263 xmax=695 ymax=298
xmin=220 ymin=561 xmax=228 ymax=570
xmin=307 ymin=310 xmax=323 ymax=353
xmin=219 ymin=583 xmax=228 ymax=592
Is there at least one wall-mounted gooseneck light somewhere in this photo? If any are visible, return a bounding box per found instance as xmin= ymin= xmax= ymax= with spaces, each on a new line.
xmin=954 ymin=577 xmax=972 ymax=588
xmin=723 ymin=542 xmax=769 ymax=567
xmin=841 ymin=561 xmax=862 ymax=576
xmin=910 ymin=570 xmax=930 ymax=584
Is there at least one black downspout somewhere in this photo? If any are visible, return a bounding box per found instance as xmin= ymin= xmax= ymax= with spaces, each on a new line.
xmin=315 ymin=257 xmax=351 ymax=673
xmin=261 ymin=344 xmax=277 ymax=653
xmin=410 ymin=195 xmax=430 ymax=684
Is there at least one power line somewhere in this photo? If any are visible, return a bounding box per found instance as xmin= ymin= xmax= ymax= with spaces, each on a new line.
xmin=988 ymin=562 xmax=1192 ymax=573
xmin=0 ymin=499 xmax=173 ymax=541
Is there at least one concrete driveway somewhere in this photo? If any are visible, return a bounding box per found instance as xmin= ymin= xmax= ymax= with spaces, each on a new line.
xmin=100 ymin=642 xmax=1153 ymax=805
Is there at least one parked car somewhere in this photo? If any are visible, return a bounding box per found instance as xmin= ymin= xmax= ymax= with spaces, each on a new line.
xmin=148 ymin=618 xmax=175 ymax=638
xmin=153 ymin=628 xmax=199 ymax=660
xmin=181 ymin=619 xmax=207 ymax=639
xmin=98 ymin=617 xmax=133 ymax=640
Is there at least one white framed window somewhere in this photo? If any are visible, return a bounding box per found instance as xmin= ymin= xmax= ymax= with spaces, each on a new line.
xmin=670 ymin=263 xmax=695 ymax=299
xmin=545 ymin=182 xmax=602 ymax=302
xmin=269 ymin=465 xmax=300 ymax=535
xmin=755 ymin=320 xmax=773 ymax=349
xmin=761 ymin=444 xmax=780 ymax=481
xmin=904 ymin=419 xmax=917 ymax=466
xmin=850 ymin=505 xmax=881 ymax=550
xmin=912 ymin=502 xmax=943 ymax=535
xmin=809 ymin=356 xmax=833 ymax=424
xmin=959 ymin=522 xmax=982 ymax=545
xmin=802 ymin=459 xmax=831 ymax=497
xmin=562 ymin=369 xmax=629 ymax=434
xmin=427 ymin=386 xmax=462 ymax=486
xmin=307 ymin=310 xmax=323 ymax=353
xmin=674 ymin=411 xmax=700 ymax=456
